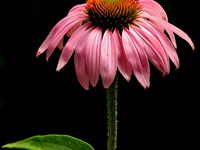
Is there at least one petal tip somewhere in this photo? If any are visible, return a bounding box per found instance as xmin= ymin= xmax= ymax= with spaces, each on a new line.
xmin=56 ymin=64 xmax=62 ymax=72
xmin=36 ymin=51 xmax=41 ymax=58
xmin=56 ymin=68 xmax=60 ymax=72
xmin=192 ymin=44 xmax=195 ymax=51
xmin=83 ymin=85 xmax=89 ymax=90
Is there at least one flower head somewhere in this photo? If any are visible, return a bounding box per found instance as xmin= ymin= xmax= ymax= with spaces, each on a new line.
xmin=85 ymin=0 xmax=141 ymax=31
xmin=37 ymin=0 xmax=195 ymax=90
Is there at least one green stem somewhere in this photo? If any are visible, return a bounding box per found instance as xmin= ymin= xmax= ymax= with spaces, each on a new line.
xmin=106 ymin=73 xmax=118 ymax=150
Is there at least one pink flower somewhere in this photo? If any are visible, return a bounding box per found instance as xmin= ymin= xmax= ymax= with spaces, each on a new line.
xmin=37 ymin=0 xmax=195 ymax=90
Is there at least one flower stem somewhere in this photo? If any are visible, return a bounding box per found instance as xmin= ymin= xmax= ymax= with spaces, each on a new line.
xmin=106 ymin=73 xmax=118 ymax=150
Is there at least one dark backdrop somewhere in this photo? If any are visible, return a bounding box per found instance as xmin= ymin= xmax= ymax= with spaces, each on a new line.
xmin=0 ymin=0 xmax=199 ymax=149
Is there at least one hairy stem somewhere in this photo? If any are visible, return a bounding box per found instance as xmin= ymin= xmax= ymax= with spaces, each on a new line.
xmin=106 ymin=73 xmax=118 ymax=150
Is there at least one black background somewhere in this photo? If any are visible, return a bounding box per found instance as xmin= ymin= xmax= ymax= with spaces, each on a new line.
xmin=0 ymin=0 xmax=199 ymax=149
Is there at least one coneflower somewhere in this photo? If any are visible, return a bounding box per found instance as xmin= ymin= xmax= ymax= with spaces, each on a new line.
xmin=37 ymin=0 xmax=195 ymax=90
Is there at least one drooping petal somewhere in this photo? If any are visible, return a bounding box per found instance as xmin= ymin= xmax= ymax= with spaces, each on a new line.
xmin=66 ymin=21 xmax=82 ymax=37
xmin=140 ymin=0 xmax=177 ymax=48
xmin=139 ymin=0 xmax=154 ymax=1
xmin=140 ymin=0 xmax=168 ymax=21
xmin=75 ymin=27 xmax=96 ymax=90
xmin=141 ymin=13 xmax=195 ymax=50
xmin=131 ymin=22 xmax=170 ymax=75
xmin=46 ymin=13 xmax=88 ymax=61
xmin=36 ymin=4 xmax=88 ymax=60
xmin=122 ymin=27 xmax=150 ymax=89
xmin=67 ymin=4 xmax=87 ymax=36
xmin=85 ymin=26 xmax=102 ymax=87
xmin=129 ymin=27 xmax=150 ymax=87
xmin=56 ymin=23 xmax=91 ymax=71
xmin=101 ymin=29 xmax=117 ymax=89
xmin=138 ymin=20 xmax=180 ymax=69
xmin=57 ymin=37 xmax=64 ymax=50
xmin=113 ymin=29 xmax=132 ymax=82
xmin=67 ymin=4 xmax=86 ymax=16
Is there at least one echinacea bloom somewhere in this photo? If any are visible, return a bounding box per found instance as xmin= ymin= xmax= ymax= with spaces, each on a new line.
xmin=37 ymin=0 xmax=194 ymax=90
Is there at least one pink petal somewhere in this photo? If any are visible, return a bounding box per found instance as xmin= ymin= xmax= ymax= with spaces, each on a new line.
xmin=36 ymin=4 xmax=88 ymax=60
xmin=140 ymin=0 xmax=168 ymax=21
xmin=85 ymin=26 xmax=102 ymax=87
xmin=131 ymin=22 xmax=170 ymax=75
xmin=66 ymin=21 xmax=82 ymax=37
xmin=139 ymin=0 xmax=154 ymax=1
xmin=140 ymin=0 xmax=177 ymax=48
xmin=122 ymin=27 xmax=150 ymax=89
xmin=57 ymin=37 xmax=64 ymax=50
xmin=138 ymin=20 xmax=180 ymax=69
xmin=56 ymin=22 xmax=91 ymax=71
xmin=75 ymin=27 xmax=97 ymax=90
xmin=165 ymin=29 xmax=177 ymax=49
xmin=141 ymin=13 xmax=195 ymax=50
xmin=101 ymin=29 xmax=117 ymax=89
xmin=67 ymin=4 xmax=86 ymax=16
xmin=46 ymin=13 xmax=88 ymax=61
xmin=113 ymin=29 xmax=132 ymax=82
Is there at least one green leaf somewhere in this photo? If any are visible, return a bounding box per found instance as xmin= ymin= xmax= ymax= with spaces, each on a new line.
xmin=2 ymin=134 xmax=94 ymax=150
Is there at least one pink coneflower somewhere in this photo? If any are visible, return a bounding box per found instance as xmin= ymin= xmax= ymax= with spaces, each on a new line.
xmin=37 ymin=0 xmax=194 ymax=90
